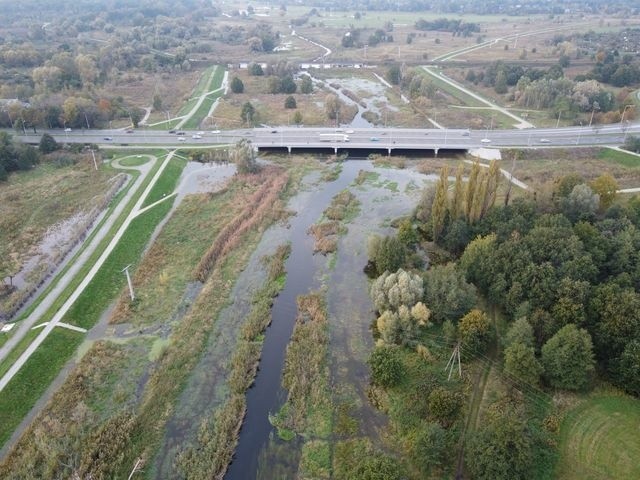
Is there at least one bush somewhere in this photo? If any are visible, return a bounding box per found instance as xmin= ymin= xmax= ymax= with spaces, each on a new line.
xmin=368 ymin=346 xmax=403 ymax=388
xmin=284 ymin=95 xmax=297 ymax=109
xmin=230 ymin=76 xmax=244 ymax=93
xmin=367 ymin=235 xmax=407 ymax=275
xmin=458 ymin=309 xmax=491 ymax=355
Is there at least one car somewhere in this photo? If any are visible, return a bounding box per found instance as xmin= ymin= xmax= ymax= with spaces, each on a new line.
xmin=125 ymin=128 xmax=134 ymax=133
xmin=462 ymin=131 xmax=470 ymax=137
xmin=103 ymin=136 xmax=113 ymax=141
xmin=480 ymin=138 xmax=491 ymax=144
xmin=211 ymin=130 xmax=221 ymax=134
xmin=345 ymin=129 xmax=354 ymax=134
xmin=178 ymin=137 xmax=187 ymax=142
xmin=168 ymin=129 xmax=176 ymax=134
xmin=192 ymin=134 xmax=202 ymax=139
xmin=176 ymin=131 xmax=186 ymax=136
xmin=64 ymin=128 xmax=72 ymax=132
xmin=370 ymin=137 xmax=380 ymax=142
xmin=539 ymin=138 xmax=551 ymax=143
xmin=271 ymin=130 xmax=278 ymax=134
xmin=196 ymin=131 xmax=204 ymax=135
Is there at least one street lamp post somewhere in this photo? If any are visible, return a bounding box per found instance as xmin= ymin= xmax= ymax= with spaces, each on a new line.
xmin=576 ymin=121 xmax=583 ymax=145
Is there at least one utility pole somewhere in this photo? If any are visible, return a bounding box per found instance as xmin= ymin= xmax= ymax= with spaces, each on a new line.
xmin=444 ymin=343 xmax=462 ymax=380
xmin=90 ymin=149 xmax=97 ymax=170
xmin=122 ymin=264 xmax=135 ymax=301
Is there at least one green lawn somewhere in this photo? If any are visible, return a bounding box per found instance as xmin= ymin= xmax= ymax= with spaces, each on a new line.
xmin=0 ymin=328 xmax=84 ymax=446
xmin=598 ymin=147 xmax=640 ymax=168
xmin=140 ymin=155 xmax=187 ymax=208
xmin=556 ymin=394 xmax=640 ymax=480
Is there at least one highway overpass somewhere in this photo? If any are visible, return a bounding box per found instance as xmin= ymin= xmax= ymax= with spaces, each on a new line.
xmin=12 ymin=123 xmax=640 ymax=154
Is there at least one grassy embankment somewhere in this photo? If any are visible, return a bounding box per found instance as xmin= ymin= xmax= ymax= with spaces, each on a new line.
xmin=0 ymin=164 xmax=295 ymax=477
xmin=555 ymin=391 xmax=640 ymax=480
xmin=182 ymin=66 xmax=226 ymax=130
xmin=598 ymin=147 xmax=640 ymax=168
xmin=150 ymin=65 xmax=223 ymax=130
xmin=0 ymin=153 xmax=186 ymax=448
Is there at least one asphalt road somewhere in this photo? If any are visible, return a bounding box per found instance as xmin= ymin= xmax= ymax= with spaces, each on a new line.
xmin=14 ymin=123 xmax=640 ymax=151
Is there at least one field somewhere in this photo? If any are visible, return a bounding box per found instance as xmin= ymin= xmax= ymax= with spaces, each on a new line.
xmin=556 ymin=394 xmax=640 ymax=480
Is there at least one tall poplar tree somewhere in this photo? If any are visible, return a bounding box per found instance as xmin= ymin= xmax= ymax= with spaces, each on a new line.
xmin=431 ymin=166 xmax=449 ymax=241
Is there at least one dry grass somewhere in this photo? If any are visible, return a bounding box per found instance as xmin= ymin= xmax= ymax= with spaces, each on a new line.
xmin=194 ymin=167 xmax=289 ymax=282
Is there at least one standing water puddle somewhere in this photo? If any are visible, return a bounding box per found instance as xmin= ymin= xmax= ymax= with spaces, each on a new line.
xmin=225 ymin=164 xmax=361 ymax=480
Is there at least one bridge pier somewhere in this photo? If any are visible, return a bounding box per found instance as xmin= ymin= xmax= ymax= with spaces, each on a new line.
xmin=434 ymin=148 xmax=439 ymax=157
xmin=387 ymin=147 xmax=392 ymax=157
xmin=334 ymin=147 xmax=338 ymax=155
xmin=287 ymin=146 xmax=291 ymax=154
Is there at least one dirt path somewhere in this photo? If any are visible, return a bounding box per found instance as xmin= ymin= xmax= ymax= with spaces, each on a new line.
xmin=0 ymin=153 xmax=174 ymax=392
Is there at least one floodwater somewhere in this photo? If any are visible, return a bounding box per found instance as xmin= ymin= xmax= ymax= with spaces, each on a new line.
xmin=147 ymin=157 xmax=436 ymax=479
xmin=226 ymin=165 xmax=362 ymax=480
xmin=231 ymin=161 xmax=435 ymax=479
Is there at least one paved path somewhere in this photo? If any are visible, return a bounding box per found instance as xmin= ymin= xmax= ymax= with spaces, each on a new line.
xmin=291 ymin=28 xmax=332 ymax=62
xmin=422 ymin=66 xmax=534 ymax=129
xmin=0 ymin=152 xmax=174 ymax=392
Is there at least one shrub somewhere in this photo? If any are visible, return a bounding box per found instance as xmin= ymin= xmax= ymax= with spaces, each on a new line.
xmin=368 ymin=346 xmax=403 ymax=388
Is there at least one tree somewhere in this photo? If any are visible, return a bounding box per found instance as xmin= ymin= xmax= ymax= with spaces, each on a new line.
xmin=370 ymin=268 xmax=423 ymax=313
xmin=541 ymin=324 xmax=595 ymax=390
xmin=284 ymin=95 xmax=296 ymax=109
xmin=590 ymin=173 xmax=618 ymax=210
xmin=505 ymin=317 xmax=534 ymax=348
xmin=325 ymin=93 xmax=341 ymax=122
xmin=428 ymin=387 xmax=463 ymax=427
xmin=248 ymin=63 xmax=264 ymax=76
xmin=229 ymin=139 xmax=259 ymax=174
xmin=386 ymin=64 xmax=401 ymax=85
xmin=561 ymin=184 xmax=599 ymax=222
xmin=450 ymin=164 xmax=465 ymax=219
xmin=465 ymin=403 xmax=535 ymax=480
xmin=504 ymin=342 xmax=543 ymax=385
xmin=423 ymin=263 xmax=476 ymax=324
xmin=367 ymin=235 xmax=407 ymax=276
xmin=377 ymin=302 xmax=429 ymax=346
xmin=458 ymin=309 xmax=491 ymax=355
xmin=300 ymin=75 xmax=313 ymax=94
xmin=230 ymin=76 xmax=244 ymax=94
xmin=148 ymin=92 xmax=162 ymax=113
xmin=292 ymin=111 xmax=303 ymax=125
xmin=494 ymin=70 xmax=508 ymax=94
xmin=464 ymin=161 xmax=481 ymax=221
xmin=431 ymin=166 xmax=449 ymax=241
xmin=616 ymin=341 xmax=640 ymax=395
xmin=412 ymin=423 xmax=450 ymax=474
xmin=39 ymin=133 xmax=59 ymax=154
xmin=368 ymin=346 xmax=402 ymax=387
xmin=280 ymin=75 xmax=297 ymax=94
xmin=240 ymin=101 xmax=256 ymax=126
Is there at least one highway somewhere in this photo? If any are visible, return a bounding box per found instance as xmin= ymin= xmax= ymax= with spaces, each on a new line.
xmin=13 ymin=123 xmax=640 ymax=151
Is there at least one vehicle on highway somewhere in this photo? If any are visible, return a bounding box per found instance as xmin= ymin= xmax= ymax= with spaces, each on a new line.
xmin=64 ymin=127 xmax=72 ymax=132
xmin=271 ymin=130 xmax=278 ymax=133
xmin=481 ymin=138 xmax=491 ymax=144
xmin=168 ymin=129 xmax=176 ymax=134
xmin=103 ymin=137 xmax=113 ymax=141
xmin=345 ymin=129 xmax=354 ymax=134
xmin=462 ymin=130 xmax=470 ymax=136
xmin=192 ymin=134 xmax=202 ymax=139
xmin=196 ymin=131 xmax=204 ymax=135
xmin=370 ymin=137 xmax=380 ymax=142
xmin=178 ymin=137 xmax=187 ymax=142
xmin=125 ymin=128 xmax=134 ymax=133
xmin=176 ymin=131 xmax=186 ymax=136
xmin=211 ymin=130 xmax=221 ymax=134
xmin=319 ymin=133 xmax=350 ymax=142
xmin=539 ymin=138 xmax=551 ymax=143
